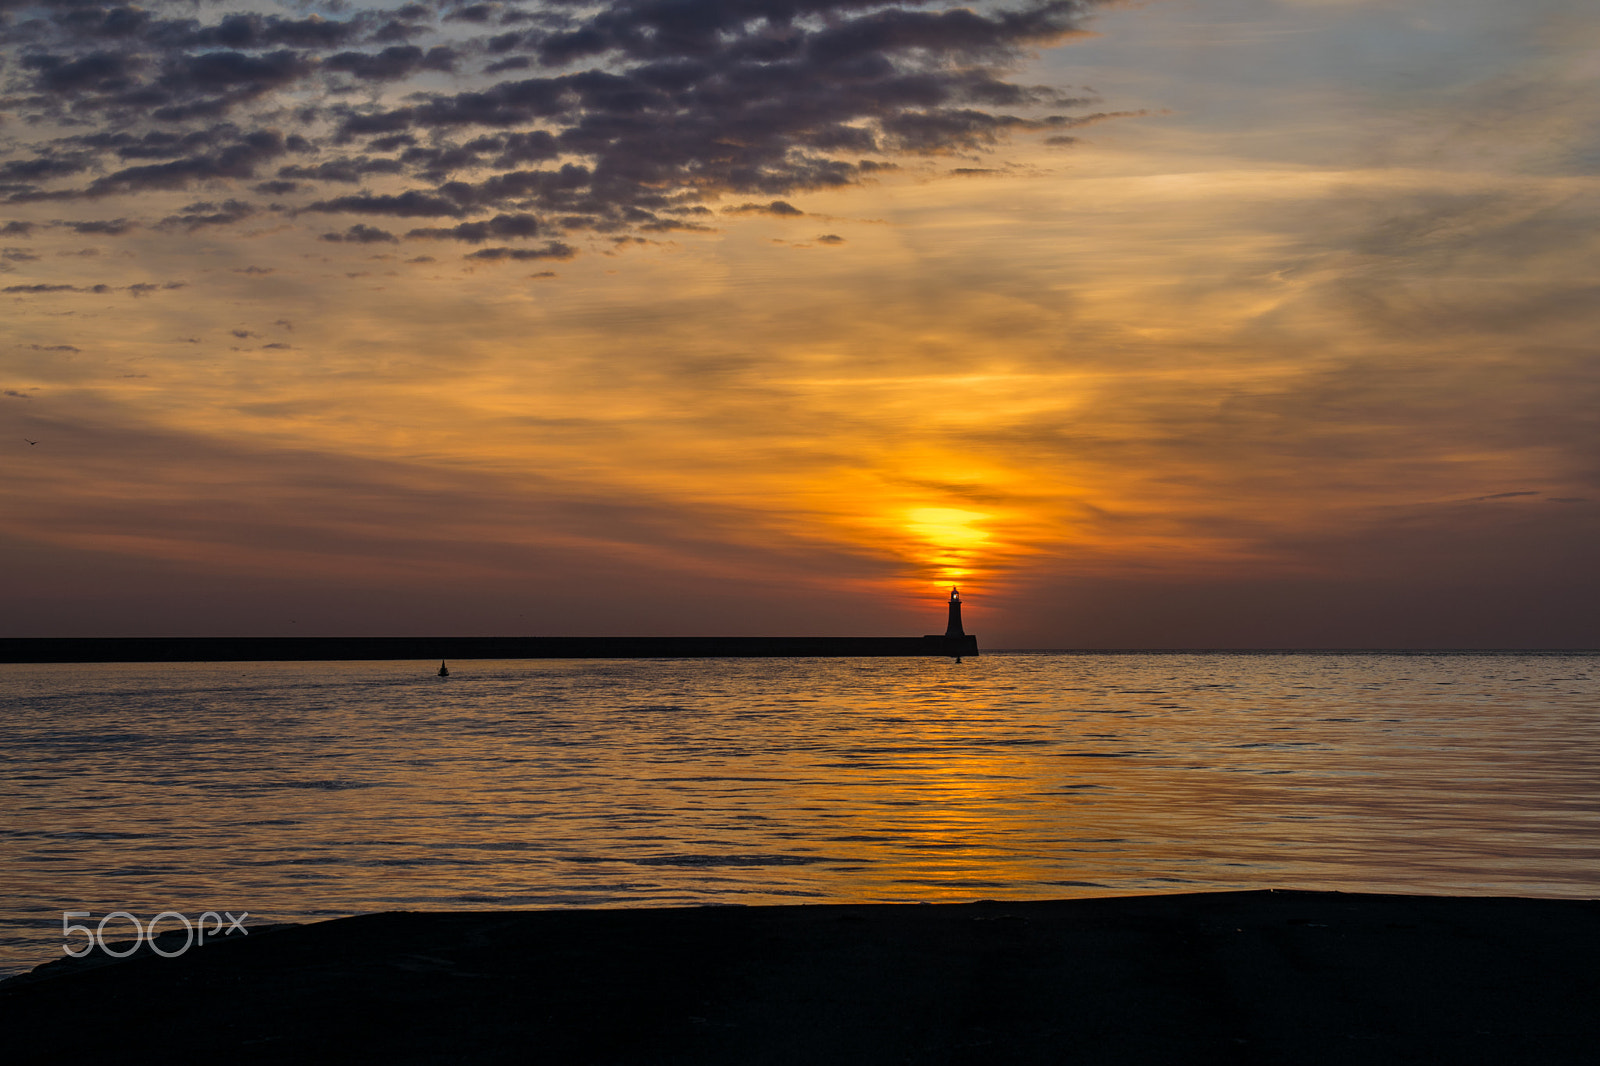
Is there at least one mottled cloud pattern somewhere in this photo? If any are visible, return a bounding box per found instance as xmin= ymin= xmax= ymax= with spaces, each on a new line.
xmin=1 ymin=0 xmax=1107 ymax=258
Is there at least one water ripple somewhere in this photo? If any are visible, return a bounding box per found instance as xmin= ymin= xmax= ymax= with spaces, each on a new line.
xmin=1 ymin=652 xmax=1597 ymax=976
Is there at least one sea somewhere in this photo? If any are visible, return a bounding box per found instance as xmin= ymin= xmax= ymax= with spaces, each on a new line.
xmin=2 ymin=651 xmax=1598 ymax=978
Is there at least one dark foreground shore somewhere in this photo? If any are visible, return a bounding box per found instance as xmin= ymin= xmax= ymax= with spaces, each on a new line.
xmin=4 ymin=890 xmax=1597 ymax=1064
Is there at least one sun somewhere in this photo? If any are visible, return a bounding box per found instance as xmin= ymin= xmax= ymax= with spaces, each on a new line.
xmin=904 ymin=508 xmax=991 ymax=586
xmin=905 ymin=508 xmax=991 ymax=549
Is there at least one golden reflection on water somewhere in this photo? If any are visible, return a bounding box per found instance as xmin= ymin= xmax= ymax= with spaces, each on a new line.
xmin=2 ymin=653 xmax=1598 ymax=973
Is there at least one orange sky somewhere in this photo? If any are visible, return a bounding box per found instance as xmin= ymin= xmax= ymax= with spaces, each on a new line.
xmin=3 ymin=0 xmax=1598 ymax=646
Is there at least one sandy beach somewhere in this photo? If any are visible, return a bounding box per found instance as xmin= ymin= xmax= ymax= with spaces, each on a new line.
xmin=4 ymin=889 xmax=1597 ymax=1064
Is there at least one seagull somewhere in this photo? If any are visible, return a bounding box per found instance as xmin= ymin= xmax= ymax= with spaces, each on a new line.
xmin=23 ymin=438 xmax=38 ymax=445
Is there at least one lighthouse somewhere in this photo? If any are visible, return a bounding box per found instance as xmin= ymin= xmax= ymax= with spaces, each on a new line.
xmin=945 ymin=587 xmax=965 ymax=638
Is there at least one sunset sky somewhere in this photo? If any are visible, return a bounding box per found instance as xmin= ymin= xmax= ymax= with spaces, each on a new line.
xmin=3 ymin=0 xmax=1597 ymax=647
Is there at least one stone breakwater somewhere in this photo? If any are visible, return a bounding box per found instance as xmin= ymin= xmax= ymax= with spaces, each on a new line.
xmin=0 ymin=634 xmax=979 ymax=663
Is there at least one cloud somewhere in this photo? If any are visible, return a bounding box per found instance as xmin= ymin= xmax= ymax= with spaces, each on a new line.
xmin=305 ymin=192 xmax=467 ymax=218
xmin=127 ymin=281 xmax=187 ymax=296
xmin=186 ymin=15 xmax=362 ymax=51
xmin=319 ymin=223 xmax=400 ymax=244
xmin=444 ymin=4 xmax=499 ymax=25
xmin=485 ymin=56 xmax=532 ymax=75
xmin=464 ymin=242 xmax=576 ymax=261
xmin=159 ymin=198 xmax=257 ymax=231
xmin=1 ymin=0 xmax=1118 ymax=260
xmin=0 ymin=153 xmax=97 ymax=186
xmin=21 ymin=49 xmax=142 ymax=94
xmin=76 ymin=131 xmax=288 ymax=198
xmin=277 ymin=158 xmax=406 ymax=184
xmin=406 ymin=213 xmax=542 ymax=243
xmin=154 ymin=49 xmax=313 ymax=113
xmin=326 ymin=45 xmax=457 ymax=81
xmin=39 ymin=11 xmax=364 ymax=53
xmin=62 ymin=219 xmax=136 ymax=235
xmin=724 ymin=201 xmax=806 ymax=216
xmin=4 ymin=281 xmax=184 ymax=295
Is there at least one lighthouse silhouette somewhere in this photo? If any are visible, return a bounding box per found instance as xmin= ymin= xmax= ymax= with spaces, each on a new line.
xmin=922 ymin=587 xmax=978 ymax=656
xmin=944 ymin=587 xmax=965 ymax=638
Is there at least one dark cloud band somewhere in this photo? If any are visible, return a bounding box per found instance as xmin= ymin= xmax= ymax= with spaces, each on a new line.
xmin=1 ymin=0 xmax=1115 ymax=260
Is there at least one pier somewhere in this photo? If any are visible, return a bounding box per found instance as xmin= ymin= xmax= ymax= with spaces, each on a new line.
xmin=0 ymin=634 xmax=979 ymax=663
xmin=2 ymin=589 xmax=980 ymax=664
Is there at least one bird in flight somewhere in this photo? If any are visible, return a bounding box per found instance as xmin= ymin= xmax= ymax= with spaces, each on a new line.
xmin=23 ymin=438 xmax=38 ymax=445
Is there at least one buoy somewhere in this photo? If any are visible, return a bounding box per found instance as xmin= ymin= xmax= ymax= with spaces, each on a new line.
xmin=438 ymin=661 xmax=449 ymax=677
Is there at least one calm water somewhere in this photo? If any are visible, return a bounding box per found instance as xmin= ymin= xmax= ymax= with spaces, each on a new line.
xmin=2 ymin=652 xmax=1598 ymax=976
